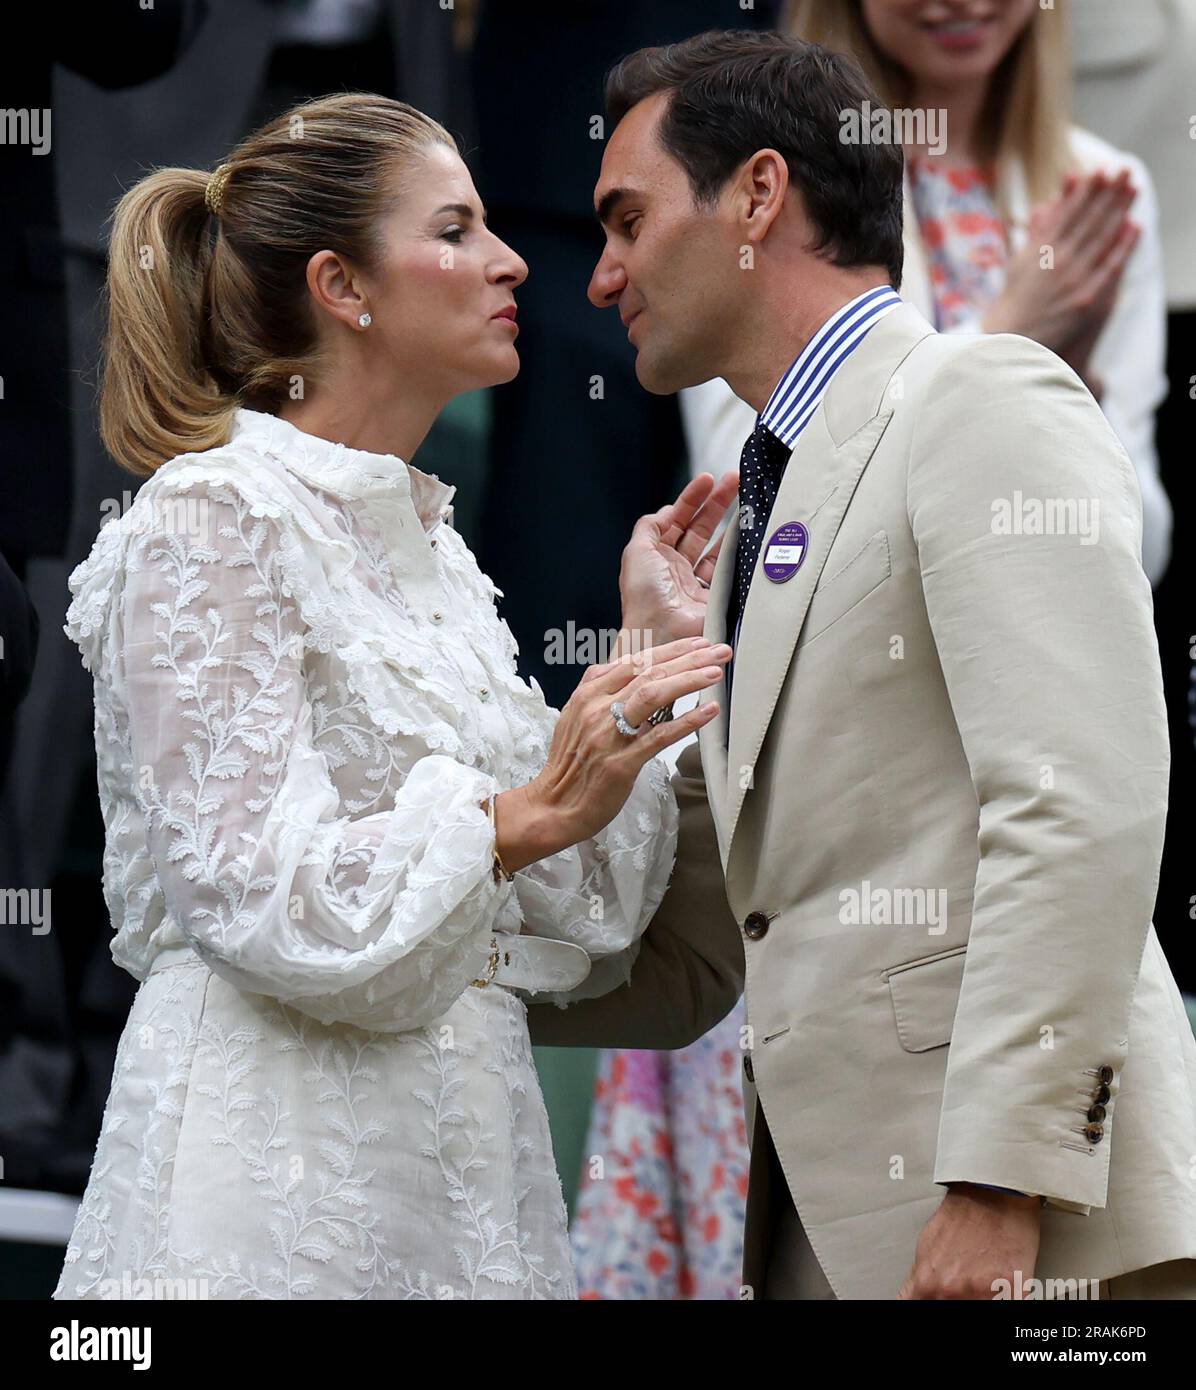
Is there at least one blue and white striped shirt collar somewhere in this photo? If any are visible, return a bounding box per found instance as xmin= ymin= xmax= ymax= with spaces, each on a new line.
xmin=760 ymin=285 xmax=903 ymax=448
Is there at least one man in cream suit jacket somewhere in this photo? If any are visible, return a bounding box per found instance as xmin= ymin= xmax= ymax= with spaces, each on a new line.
xmin=527 ymin=30 xmax=1196 ymax=1299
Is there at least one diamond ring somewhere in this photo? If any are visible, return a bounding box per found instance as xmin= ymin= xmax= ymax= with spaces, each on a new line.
xmin=610 ymin=701 xmax=642 ymax=737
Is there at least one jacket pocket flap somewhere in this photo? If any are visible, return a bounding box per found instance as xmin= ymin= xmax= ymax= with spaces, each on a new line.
xmin=884 ymin=946 xmax=966 ymax=1053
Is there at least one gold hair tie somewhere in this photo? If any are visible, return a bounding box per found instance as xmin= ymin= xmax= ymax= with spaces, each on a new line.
xmin=205 ymin=163 xmax=232 ymax=216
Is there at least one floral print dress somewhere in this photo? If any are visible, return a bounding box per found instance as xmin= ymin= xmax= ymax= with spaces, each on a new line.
xmin=906 ymin=156 xmax=1008 ymax=331
xmin=53 ymin=407 xmax=678 ymax=1300
xmin=571 ymin=1011 xmax=750 ymax=1300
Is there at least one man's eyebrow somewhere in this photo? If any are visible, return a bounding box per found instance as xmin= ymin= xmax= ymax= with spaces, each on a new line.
xmin=595 ymin=187 xmax=637 ymax=226
xmin=433 ymin=202 xmax=488 ymax=222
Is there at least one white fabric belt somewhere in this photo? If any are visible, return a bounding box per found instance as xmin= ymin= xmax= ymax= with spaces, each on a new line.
xmin=144 ymin=932 xmax=592 ymax=997
xmin=469 ymin=932 xmax=592 ymax=995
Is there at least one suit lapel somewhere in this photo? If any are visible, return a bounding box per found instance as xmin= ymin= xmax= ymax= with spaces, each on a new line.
xmin=722 ymin=412 xmax=892 ymax=853
xmin=703 ymin=302 xmax=936 ymax=865
xmin=698 ymin=499 xmax=737 ymax=839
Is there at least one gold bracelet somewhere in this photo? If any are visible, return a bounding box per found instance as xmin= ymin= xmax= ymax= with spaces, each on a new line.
xmin=487 ymin=793 xmax=514 ymax=883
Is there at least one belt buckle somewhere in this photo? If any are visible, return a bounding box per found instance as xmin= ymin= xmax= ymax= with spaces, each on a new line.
xmin=469 ymin=937 xmax=501 ymax=989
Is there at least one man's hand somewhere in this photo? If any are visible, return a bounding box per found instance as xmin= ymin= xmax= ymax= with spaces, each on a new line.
xmin=897 ymin=1183 xmax=1043 ymax=1300
xmin=617 ymin=471 xmax=739 ymax=649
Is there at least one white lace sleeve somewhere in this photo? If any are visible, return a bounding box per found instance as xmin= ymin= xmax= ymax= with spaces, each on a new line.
xmin=121 ymin=485 xmax=513 ymax=1032
xmin=511 ymin=731 xmax=679 ymax=1007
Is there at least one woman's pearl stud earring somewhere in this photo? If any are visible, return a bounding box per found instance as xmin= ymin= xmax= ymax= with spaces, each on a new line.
xmin=358 ymin=312 xmax=372 ymax=329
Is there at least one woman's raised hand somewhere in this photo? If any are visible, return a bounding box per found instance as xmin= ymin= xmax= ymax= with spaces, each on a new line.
xmin=493 ymin=636 xmax=732 ymax=872
xmin=982 ymin=168 xmax=1139 ymax=389
xmin=617 ymin=471 xmax=740 ymax=650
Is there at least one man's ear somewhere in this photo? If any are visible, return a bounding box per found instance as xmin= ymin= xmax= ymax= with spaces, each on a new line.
xmin=739 ymin=149 xmax=790 ymax=245
xmin=305 ymin=249 xmax=368 ymax=332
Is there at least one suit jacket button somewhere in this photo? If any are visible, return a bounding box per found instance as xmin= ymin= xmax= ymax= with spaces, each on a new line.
xmin=1087 ymin=1104 xmax=1107 ymax=1124
xmin=743 ymin=1054 xmax=754 ymax=1084
xmin=1094 ymin=1083 xmax=1111 ymax=1105
xmin=1098 ymin=1065 xmax=1115 ymax=1085
xmin=743 ymin=911 xmax=770 ymax=940
xmin=1084 ymin=1123 xmax=1105 ymax=1144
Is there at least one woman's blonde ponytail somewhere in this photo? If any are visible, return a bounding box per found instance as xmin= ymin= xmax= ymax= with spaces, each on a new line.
xmin=101 ymin=167 xmax=236 ymax=476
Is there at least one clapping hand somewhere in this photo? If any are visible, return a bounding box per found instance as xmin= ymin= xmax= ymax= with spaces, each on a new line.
xmin=982 ymin=168 xmax=1139 ymax=398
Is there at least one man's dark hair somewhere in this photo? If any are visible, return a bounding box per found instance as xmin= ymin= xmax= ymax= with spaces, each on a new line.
xmin=605 ymin=30 xmax=904 ymax=287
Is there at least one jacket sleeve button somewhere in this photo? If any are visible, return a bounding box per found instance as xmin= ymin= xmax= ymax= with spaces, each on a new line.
xmin=1094 ymin=1082 xmax=1111 ymax=1105
xmin=1084 ymin=1123 xmax=1105 ymax=1144
xmin=743 ymin=1053 xmax=754 ymax=1083
xmin=1098 ymin=1065 xmax=1115 ymax=1085
xmin=1087 ymin=1103 xmax=1107 ymax=1124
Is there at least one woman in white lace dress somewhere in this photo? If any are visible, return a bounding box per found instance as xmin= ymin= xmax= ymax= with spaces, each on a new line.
xmin=52 ymin=94 xmax=733 ymax=1300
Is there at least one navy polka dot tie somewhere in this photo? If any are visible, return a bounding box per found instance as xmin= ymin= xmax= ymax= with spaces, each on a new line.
xmin=728 ymin=419 xmax=793 ymax=651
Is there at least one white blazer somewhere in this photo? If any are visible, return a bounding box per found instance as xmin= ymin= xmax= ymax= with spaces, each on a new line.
xmin=681 ymin=126 xmax=1173 ymax=585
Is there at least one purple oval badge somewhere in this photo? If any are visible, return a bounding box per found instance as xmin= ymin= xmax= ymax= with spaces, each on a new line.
xmin=762 ymin=521 xmax=809 ymax=583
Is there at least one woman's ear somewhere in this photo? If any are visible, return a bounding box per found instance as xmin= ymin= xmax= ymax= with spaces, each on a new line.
xmin=305 ymin=249 xmax=369 ymax=331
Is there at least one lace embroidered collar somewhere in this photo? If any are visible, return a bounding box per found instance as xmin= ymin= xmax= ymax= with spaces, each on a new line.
xmin=230 ymin=407 xmax=456 ymax=529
